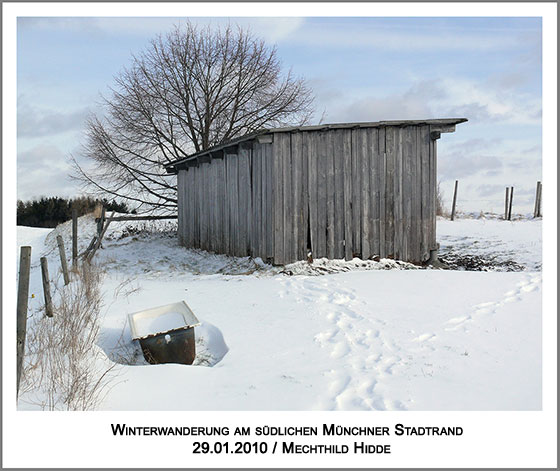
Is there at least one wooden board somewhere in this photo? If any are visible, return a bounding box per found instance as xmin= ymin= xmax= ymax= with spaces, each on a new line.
xmin=326 ymin=131 xmax=335 ymax=259
xmin=342 ymin=129 xmax=353 ymax=261
xmin=228 ymin=153 xmax=239 ymax=256
xmin=215 ymin=158 xmax=224 ymax=253
xmin=350 ymin=129 xmax=362 ymax=257
xmin=264 ymin=143 xmax=274 ymax=261
xmin=283 ymin=133 xmax=294 ymax=262
xmin=402 ymin=126 xmax=415 ymax=262
xmin=202 ymin=163 xmax=210 ymax=251
xmin=368 ymin=127 xmax=380 ymax=258
xmin=429 ymin=129 xmax=437 ymax=251
xmin=198 ymin=164 xmax=205 ymax=250
xmin=272 ymin=134 xmax=285 ymax=264
xmin=316 ymin=131 xmax=327 ymax=258
xmin=193 ymin=166 xmax=199 ymax=247
xmin=378 ymin=127 xmax=386 ymax=258
xmin=333 ymin=130 xmax=345 ymax=259
xmin=187 ymin=171 xmax=192 ymax=247
xmin=291 ymin=132 xmax=305 ymax=261
xmin=238 ymin=145 xmax=252 ymax=256
xmin=301 ymin=132 xmax=310 ymax=259
xmin=246 ymin=147 xmax=253 ymax=255
xmin=237 ymin=149 xmax=247 ymax=255
xmin=177 ymin=170 xmax=185 ymax=245
xmin=221 ymin=157 xmax=230 ymax=254
xmin=411 ymin=127 xmax=421 ymax=262
xmin=307 ymin=132 xmax=318 ymax=259
xmin=252 ymin=144 xmax=261 ymax=258
xmin=384 ymin=126 xmax=395 ymax=257
xmin=209 ymin=163 xmax=217 ymax=252
xmin=394 ymin=128 xmax=403 ymax=260
xmin=359 ymin=129 xmax=371 ymax=259
xmin=419 ymin=126 xmax=430 ymax=261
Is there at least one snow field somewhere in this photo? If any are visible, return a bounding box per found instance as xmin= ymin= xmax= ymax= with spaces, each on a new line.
xmin=437 ymin=217 xmax=542 ymax=271
xmin=16 ymin=215 xmax=542 ymax=410
xmin=96 ymin=269 xmax=541 ymax=410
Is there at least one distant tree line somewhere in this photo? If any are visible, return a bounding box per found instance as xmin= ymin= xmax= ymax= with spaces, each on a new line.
xmin=17 ymin=196 xmax=132 ymax=228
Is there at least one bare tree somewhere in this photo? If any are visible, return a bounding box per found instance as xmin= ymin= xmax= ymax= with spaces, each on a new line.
xmin=72 ymin=22 xmax=314 ymax=213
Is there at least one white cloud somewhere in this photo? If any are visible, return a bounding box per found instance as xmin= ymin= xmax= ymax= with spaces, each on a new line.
xmin=285 ymin=22 xmax=530 ymax=53
xmin=17 ymin=101 xmax=90 ymax=138
xmin=439 ymin=153 xmax=503 ymax=181
xmin=17 ymin=145 xmax=80 ymax=200
xmin=435 ymin=77 xmax=541 ymax=126
xmin=18 ymin=17 xmax=181 ymax=37
xmin=316 ymin=76 xmax=541 ymax=128
xmin=18 ymin=16 xmax=305 ymax=43
xmin=247 ymin=17 xmax=305 ymax=42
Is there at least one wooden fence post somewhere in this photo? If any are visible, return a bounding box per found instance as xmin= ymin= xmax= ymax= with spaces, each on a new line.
xmin=537 ymin=182 xmax=542 ymax=218
xmin=17 ymin=246 xmax=32 ymax=397
xmin=450 ymin=180 xmax=458 ymax=221
xmin=72 ymin=208 xmax=78 ymax=268
xmin=508 ymin=186 xmax=514 ymax=221
xmin=504 ymin=187 xmax=510 ymax=220
xmin=534 ymin=181 xmax=542 ymax=218
xmin=86 ymin=212 xmax=114 ymax=261
xmin=538 ymin=182 xmax=542 ymax=217
xmin=40 ymin=257 xmax=54 ymax=318
xmin=96 ymin=206 xmax=105 ymax=238
xmin=56 ymin=235 xmax=70 ymax=285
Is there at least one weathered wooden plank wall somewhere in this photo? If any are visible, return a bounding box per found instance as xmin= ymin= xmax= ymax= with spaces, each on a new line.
xmin=176 ymin=125 xmax=439 ymax=265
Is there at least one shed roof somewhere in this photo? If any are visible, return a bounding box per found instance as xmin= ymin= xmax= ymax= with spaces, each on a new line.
xmin=164 ymin=117 xmax=467 ymax=173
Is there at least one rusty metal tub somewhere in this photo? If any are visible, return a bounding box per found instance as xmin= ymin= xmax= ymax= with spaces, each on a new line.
xmin=128 ymin=301 xmax=200 ymax=365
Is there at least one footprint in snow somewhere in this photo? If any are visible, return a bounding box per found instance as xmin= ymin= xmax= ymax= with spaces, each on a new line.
xmin=330 ymin=341 xmax=351 ymax=359
xmin=412 ymin=333 xmax=437 ymax=342
xmin=314 ymin=329 xmax=337 ymax=345
xmin=325 ymin=370 xmax=351 ymax=396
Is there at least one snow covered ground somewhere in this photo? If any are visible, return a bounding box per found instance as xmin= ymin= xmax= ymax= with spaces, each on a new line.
xmin=16 ymin=215 xmax=542 ymax=410
xmin=438 ymin=217 xmax=542 ymax=271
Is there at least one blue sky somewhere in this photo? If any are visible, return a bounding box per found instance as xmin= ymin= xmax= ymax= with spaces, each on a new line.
xmin=17 ymin=16 xmax=542 ymax=213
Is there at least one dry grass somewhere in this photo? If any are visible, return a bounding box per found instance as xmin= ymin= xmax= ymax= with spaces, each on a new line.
xmin=436 ymin=181 xmax=449 ymax=217
xmin=108 ymin=324 xmax=145 ymax=366
xmin=19 ymin=262 xmax=119 ymax=410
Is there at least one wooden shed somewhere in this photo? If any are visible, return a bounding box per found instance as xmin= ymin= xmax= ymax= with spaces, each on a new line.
xmin=165 ymin=118 xmax=467 ymax=265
